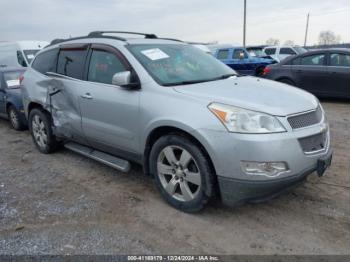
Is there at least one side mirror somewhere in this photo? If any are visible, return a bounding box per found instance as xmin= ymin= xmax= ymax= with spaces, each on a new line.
xmin=112 ymin=71 xmax=139 ymax=88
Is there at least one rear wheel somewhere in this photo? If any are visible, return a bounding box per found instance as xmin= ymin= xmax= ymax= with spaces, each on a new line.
xmin=29 ymin=108 xmax=59 ymax=154
xmin=149 ymin=134 xmax=215 ymax=212
xmin=7 ymin=106 xmax=25 ymax=131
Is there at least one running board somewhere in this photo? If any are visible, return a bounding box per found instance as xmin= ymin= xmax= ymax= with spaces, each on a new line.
xmin=64 ymin=142 xmax=131 ymax=172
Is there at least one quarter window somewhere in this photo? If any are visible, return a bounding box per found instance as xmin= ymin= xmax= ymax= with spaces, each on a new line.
xmin=217 ymin=50 xmax=229 ymax=60
xmin=300 ymin=54 xmax=325 ymax=66
xmin=32 ymin=48 xmax=58 ymax=74
xmin=330 ymin=53 xmax=350 ymax=67
xmin=88 ymin=50 xmax=127 ymax=85
xmin=57 ymin=48 xmax=87 ymax=79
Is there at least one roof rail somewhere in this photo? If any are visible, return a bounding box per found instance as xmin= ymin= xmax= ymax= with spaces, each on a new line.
xmin=88 ymin=31 xmax=158 ymax=39
xmin=49 ymin=34 xmax=127 ymax=46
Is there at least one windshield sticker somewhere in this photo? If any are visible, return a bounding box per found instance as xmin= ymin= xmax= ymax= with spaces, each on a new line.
xmin=6 ymin=79 xmax=20 ymax=87
xmin=141 ymin=48 xmax=170 ymax=61
xmin=27 ymin=54 xmax=35 ymax=59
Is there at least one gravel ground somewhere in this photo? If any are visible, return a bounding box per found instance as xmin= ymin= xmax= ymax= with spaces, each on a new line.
xmin=0 ymin=100 xmax=349 ymax=255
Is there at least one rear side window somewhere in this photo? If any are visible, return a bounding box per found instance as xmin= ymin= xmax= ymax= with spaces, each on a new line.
xmin=232 ymin=49 xmax=248 ymax=59
xmin=330 ymin=53 xmax=350 ymax=67
xmin=17 ymin=51 xmax=27 ymax=67
xmin=88 ymin=50 xmax=127 ymax=85
xmin=217 ymin=50 xmax=229 ymax=60
xmin=57 ymin=49 xmax=87 ymax=79
xmin=32 ymin=48 xmax=58 ymax=74
xmin=280 ymin=48 xmax=296 ymax=55
xmin=300 ymin=54 xmax=325 ymax=66
xmin=264 ymin=48 xmax=276 ymax=55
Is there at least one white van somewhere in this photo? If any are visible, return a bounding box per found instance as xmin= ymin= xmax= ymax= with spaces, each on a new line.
xmin=0 ymin=41 xmax=49 ymax=67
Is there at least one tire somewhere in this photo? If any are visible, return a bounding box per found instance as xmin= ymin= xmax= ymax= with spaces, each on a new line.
xmin=149 ymin=134 xmax=216 ymax=212
xmin=7 ymin=105 xmax=25 ymax=131
xmin=28 ymin=108 xmax=59 ymax=154
xmin=278 ymin=78 xmax=296 ymax=86
xmin=255 ymin=66 xmax=265 ymax=77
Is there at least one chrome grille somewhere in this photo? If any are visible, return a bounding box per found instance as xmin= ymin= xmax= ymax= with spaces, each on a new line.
xmin=288 ymin=107 xmax=323 ymax=129
xmin=298 ymin=132 xmax=327 ymax=153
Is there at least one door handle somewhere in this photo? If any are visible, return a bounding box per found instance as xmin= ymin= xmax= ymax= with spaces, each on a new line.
xmin=81 ymin=93 xmax=93 ymax=99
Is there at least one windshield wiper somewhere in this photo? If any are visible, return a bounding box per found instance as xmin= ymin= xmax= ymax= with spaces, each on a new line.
xmin=164 ymin=74 xmax=238 ymax=86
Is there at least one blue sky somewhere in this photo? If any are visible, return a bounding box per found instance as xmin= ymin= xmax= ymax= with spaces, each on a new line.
xmin=1 ymin=0 xmax=349 ymax=45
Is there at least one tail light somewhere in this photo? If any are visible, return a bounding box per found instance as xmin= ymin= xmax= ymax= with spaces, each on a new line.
xmin=19 ymin=75 xmax=24 ymax=84
xmin=263 ymin=67 xmax=271 ymax=75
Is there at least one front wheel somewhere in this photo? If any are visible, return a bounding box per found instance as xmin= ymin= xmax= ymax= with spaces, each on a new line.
xmin=149 ymin=135 xmax=216 ymax=212
xmin=29 ymin=108 xmax=59 ymax=154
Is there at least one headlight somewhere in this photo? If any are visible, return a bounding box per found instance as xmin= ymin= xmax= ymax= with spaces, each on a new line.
xmin=208 ymin=103 xmax=286 ymax=133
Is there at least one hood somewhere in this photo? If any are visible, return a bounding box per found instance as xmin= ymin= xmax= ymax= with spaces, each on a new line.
xmin=173 ymin=76 xmax=318 ymax=116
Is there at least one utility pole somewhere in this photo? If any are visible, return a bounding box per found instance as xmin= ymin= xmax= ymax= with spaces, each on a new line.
xmin=243 ymin=0 xmax=247 ymax=48
xmin=304 ymin=13 xmax=310 ymax=47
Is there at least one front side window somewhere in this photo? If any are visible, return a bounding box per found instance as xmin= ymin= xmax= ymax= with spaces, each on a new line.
xmin=88 ymin=50 xmax=127 ymax=84
xmin=17 ymin=51 xmax=27 ymax=67
xmin=264 ymin=48 xmax=276 ymax=55
xmin=330 ymin=53 xmax=350 ymax=67
xmin=57 ymin=49 xmax=87 ymax=79
xmin=217 ymin=49 xmax=229 ymax=60
xmin=300 ymin=54 xmax=325 ymax=66
xmin=233 ymin=49 xmax=248 ymax=59
xmin=280 ymin=48 xmax=296 ymax=55
xmin=32 ymin=48 xmax=58 ymax=74
xmin=128 ymin=44 xmax=235 ymax=86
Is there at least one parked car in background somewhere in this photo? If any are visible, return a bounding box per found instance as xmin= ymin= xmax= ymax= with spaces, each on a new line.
xmin=263 ymin=46 xmax=307 ymax=62
xmin=0 ymin=67 xmax=27 ymax=130
xmin=0 ymin=41 xmax=49 ymax=68
xmin=214 ymin=47 xmax=275 ymax=76
xmin=22 ymin=31 xmax=332 ymax=212
xmin=262 ymin=49 xmax=350 ymax=98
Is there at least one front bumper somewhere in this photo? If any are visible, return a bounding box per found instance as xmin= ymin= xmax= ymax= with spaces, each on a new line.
xmin=218 ymin=149 xmax=332 ymax=206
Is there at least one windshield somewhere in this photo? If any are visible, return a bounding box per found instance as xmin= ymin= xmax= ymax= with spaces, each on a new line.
xmin=23 ymin=49 xmax=39 ymax=63
xmin=294 ymin=47 xmax=307 ymax=54
xmin=4 ymin=71 xmax=24 ymax=89
xmin=128 ymin=44 xmax=236 ymax=86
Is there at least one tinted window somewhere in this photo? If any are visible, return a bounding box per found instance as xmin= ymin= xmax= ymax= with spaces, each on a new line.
xmin=217 ymin=50 xmax=229 ymax=60
xmin=88 ymin=50 xmax=127 ymax=85
xmin=300 ymin=54 xmax=325 ymax=66
xmin=17 ymin=51 xmax=27 ymax=67
xmin=265 ymin=48 xmax=276 ymax=55
xmin=57 ymin=49 xmax=87 ymax=79
xmin=280 ymin=48 xmax=296 ymax=55
xmin=233 ymin=49 xmax=248 ymax=59
xmin=32 ymin=48 xmax=58 ymax=74
xmin=330 ymin=53 xmax=350 ymax=67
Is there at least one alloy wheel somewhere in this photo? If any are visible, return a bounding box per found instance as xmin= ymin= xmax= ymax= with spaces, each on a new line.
xmin=157 ymin=145 xmax=202 ymax=202
xmin=32 ymin=115 xmax=48 ymax=149
xmin=9 ymin=109 xmax=19 ymax=129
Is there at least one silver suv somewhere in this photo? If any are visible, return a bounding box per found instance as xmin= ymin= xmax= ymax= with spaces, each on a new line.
xmin=21 ymin=31 xmax=332 ymax=212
